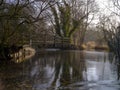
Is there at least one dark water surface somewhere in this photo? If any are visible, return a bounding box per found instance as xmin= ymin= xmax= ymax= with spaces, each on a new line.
xmin=0 ymin=50 xmax=120 ymax=90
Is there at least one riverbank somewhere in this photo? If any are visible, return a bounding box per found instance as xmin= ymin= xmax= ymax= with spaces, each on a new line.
xmin=12 ymin=46 xmax=36 ymax=63
xmin=36 ymin=43 xmax=109 ymax=51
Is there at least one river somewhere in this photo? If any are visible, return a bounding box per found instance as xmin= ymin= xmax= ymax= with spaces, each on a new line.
xmin=0 ymin=50 xmax=120 ymax=90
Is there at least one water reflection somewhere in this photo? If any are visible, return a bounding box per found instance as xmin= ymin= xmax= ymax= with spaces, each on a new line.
xmin=0 ymin=50 xmax=120 ymax=90
xmin=27 ymin=51 xmax=86 ymax=90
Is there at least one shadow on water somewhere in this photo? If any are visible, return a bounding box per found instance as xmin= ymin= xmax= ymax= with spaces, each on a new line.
xmin=0 ymin=50 xmax=120 ymax=90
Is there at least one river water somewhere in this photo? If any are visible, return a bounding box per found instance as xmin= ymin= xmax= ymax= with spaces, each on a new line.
xmin=0 ymin=50 xmax=120 ymax=90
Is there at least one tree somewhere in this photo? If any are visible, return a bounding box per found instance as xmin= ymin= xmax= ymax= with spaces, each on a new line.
xmin=50 ymin=0 xmax=98 ymax=47
xmin=0 ymin=0 xmax=57 ymax=59
xmin=71 ymin=0 xmax=98 ymax=45
xmin=98 ymin=0 xmax=120 ymax=62
xmin=97 ymin=0 xmax=120 ymax=78
xmin=97 ymin=14 xmax=120 ymax=63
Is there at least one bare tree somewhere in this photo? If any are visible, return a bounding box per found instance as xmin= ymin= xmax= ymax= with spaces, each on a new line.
xmin=49 ymin=0 xmax=98 ymax=48
xmin=0 ymin=0 xmax=57 ymax=59
xmin=0 ymin=0 xmax=57 ymax=44
xmin=71 ymin=0 xmax=98 ymax=46
xmin=97 ymin=14 xmax=120 ymax=64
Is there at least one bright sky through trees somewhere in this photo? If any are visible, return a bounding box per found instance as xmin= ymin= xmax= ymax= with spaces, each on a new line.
xmin=95 ymin=0 xmax=112 ymax=15
xmin=90 ymin=0 xmax=120 ymax=25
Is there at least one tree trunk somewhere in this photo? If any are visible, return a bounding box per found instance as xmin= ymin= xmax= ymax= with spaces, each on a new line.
xmin=61 ymin=37 xmax=71 ymax=49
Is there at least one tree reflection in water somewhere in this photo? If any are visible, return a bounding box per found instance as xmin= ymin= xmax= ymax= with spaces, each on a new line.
xmin=0 ymin=50 xmax=119 ymax=90
xmin=109 ymin=53 xmax=120 ymax=80
xmin=28 ymin=51 xmax=86 ymax=89
xmin=28 ymin=51 xmax=119 ymax=90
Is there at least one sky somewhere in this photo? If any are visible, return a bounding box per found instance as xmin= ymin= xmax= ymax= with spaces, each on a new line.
xmin=96 ymin=0 xmax=119 ymax=15
xmin=88 ymin=0 xmax=108 ymax=25
xmin=96 ymin=0 xmax=108 ymax=9
xmin=90 ymin=0 xmax=120 ymax=25
xmin=96 ymin=0 xmax=111 ymax=14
